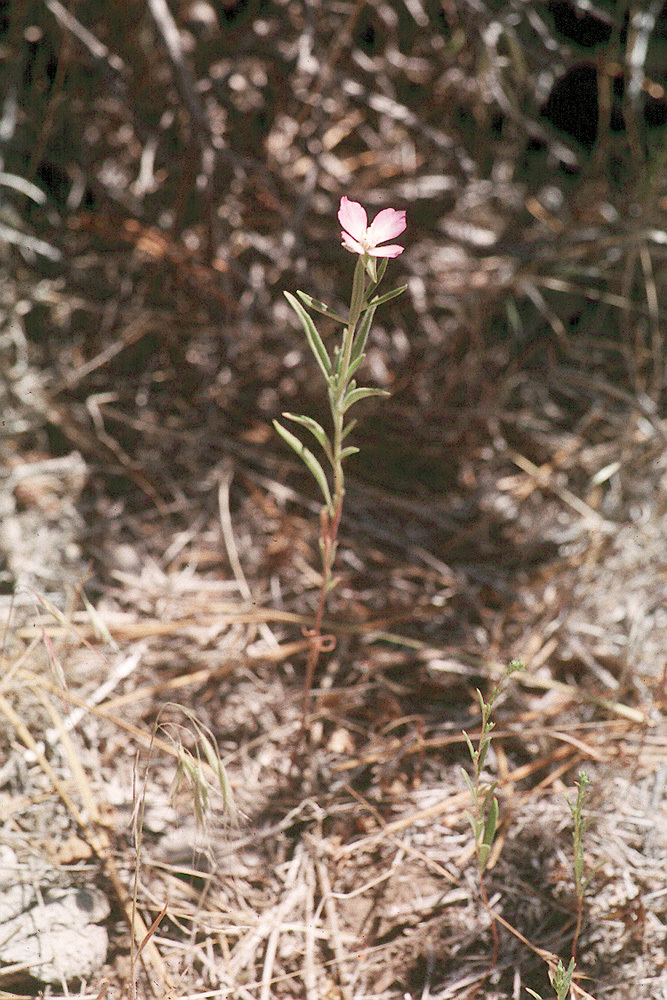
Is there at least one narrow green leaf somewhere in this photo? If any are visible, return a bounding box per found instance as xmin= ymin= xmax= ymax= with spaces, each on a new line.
xmin=339 ymin=445 xmax=360 ymax=460
xmin=558 ymin=958 xmax=576 ymax=995
xmin=284 ymin=291 xmax=332 ymax=378
xmin=342 ymin=385 xmax=390 ymax=412
xmin=482 ymin=795 xmax=498 ymax=851
xmin=362 ymin=259 xmax=389 ymax=304
xmin=346 ymin=353 xmax=365 ymax=381
xmin=462 ymin=731 xmax=476 ymax=761
xmin=477 ymin=735 xmax=491 ymax=773
xmin=464 ymin=808 xmax=479 ymax=838
xmin=461 ymin=767 xmax=475 ymax=796
xmin=296 ymin=291 xmax=348 ymax=325
xmin=349 ymin=256 xmax=367 ymax=329
xmin=333 ymin=340 xmax=345 ymax=380
xmin=341 ymin=418 xmax=357 ymax=440
xmin=481 ymin=784 xmax=498 ymax=825
xmin=273 ymin=419 xmax=333 ymax=511
xmin=366 ymin=283 xmax=408 ymax=308
xmin=327 ymin=348 xmax=341 ymax=389
xmin=375 ymin=256 xmax=389 ymax=285
xmin=478 ymin=796 xmax=498 ymax=870
xmin=350 ymin=305 xmax=377 ymax=364
xmin=282 ymin=412 xmax=333 ymax=464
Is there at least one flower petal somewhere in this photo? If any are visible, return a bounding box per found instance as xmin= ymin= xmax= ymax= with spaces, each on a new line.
xmin=338 ymin=197 xmax=368 ymax=243
xmin=366 ymin=207 xmax=406 ymax=247
xmin=368 ymin=244 xmax=404 ymax=258
xmin=341 ymin=231 xmax=366 ymax=254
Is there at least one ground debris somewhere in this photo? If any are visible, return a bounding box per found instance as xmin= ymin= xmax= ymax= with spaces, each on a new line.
xmin=0 ymin=846 xmax=109 ymax=984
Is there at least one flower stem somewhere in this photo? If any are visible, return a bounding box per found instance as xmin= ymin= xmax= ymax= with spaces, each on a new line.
xmin=299 ymin=496 xmax=342 ymax=729
xmin=298 ymin=259 xmax=370 ymax=735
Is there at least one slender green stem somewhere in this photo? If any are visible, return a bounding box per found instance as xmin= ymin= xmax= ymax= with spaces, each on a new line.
xmin=297 ymin=258 xmax=371 ymax=736
xmin=286 ymin=240 xmax=408 ymax=748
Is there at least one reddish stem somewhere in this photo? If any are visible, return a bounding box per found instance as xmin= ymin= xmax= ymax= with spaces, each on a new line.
xmin=299 ymin=496 xmax=344 ymax=736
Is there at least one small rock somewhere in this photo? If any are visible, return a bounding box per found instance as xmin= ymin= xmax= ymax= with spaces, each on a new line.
xmin=0 ymin=849 xmax=110 ymax=984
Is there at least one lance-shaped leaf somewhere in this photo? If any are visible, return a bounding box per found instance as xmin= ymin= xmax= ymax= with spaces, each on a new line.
xmin=329 ymin=345 xmax=341 ymax=384
xmin=464 ymin=808 xmax=480 ymax=840
xmin=341 ymin=418 xmax=357 ymax=440
xmin=284 ymin=291 xmax=332 ymax=379
xmin=481 ymin=781 xmax=498 ymax=816
xmin=462 ymin=732 xmax=478 ymax=765
xmin=375 ymin=256 xmax=389 ymax=286
xmin=478 ymin=794 xmax=498 ymax=870
xmin=348 ymin=255 xmax=367 ymax=329
xmin=477 ymin=734 xmax=492 ymax=773
xmin=273 ymin=419 xmax=333 ymax=512
xmin=345 ymin=353 xmax=365 ymax=382
xmin=281 ymin=412 xmax=333 ymax=464
xmin=366 ymin=284 xmax=408 ymax=308
xmin=461 ymin=764 xmax=475 ymax=797
xmin=361 ymin=257 xmax=388 ymax=302
xmin=350 ymin=304 xmax=377 ymax=365
xmin=342 ymin=385 xmax=390 ymax=413
xmin=333 ymin=339 xmax=346 ymax=381
xmin=364 ymin=254 xmax=378 ymax=283
xmin=296 ymin=291 xmax=348 ymax=325
xmin=339 ymin=445 xmax=360 ymax=461
xmin=550 ymin=958 xmax=576 ymax=997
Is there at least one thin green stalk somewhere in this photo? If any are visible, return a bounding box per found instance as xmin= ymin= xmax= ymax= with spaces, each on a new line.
xmin=297 ymin=261 xmax=372 ymax=732
xmin=278 ymin=199 xmax=407 ymax=742
xmin=462 ymin=662 xmax=523 ymax=989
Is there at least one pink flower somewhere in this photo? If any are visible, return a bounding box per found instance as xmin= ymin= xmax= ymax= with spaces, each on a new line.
xmin=338 ymin=196 xmax=406 ymax=258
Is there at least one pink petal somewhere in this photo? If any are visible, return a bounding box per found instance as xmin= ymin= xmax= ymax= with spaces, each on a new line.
xmin=341 ymin=231 xmax=365 ymax=254
xmin=368 ymin=244 xmax=404 ymax=258
xmin=338 ymin=197 xmax=368 ymax=243
xmin=366 ymin=207 xmax=406 ymax=247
